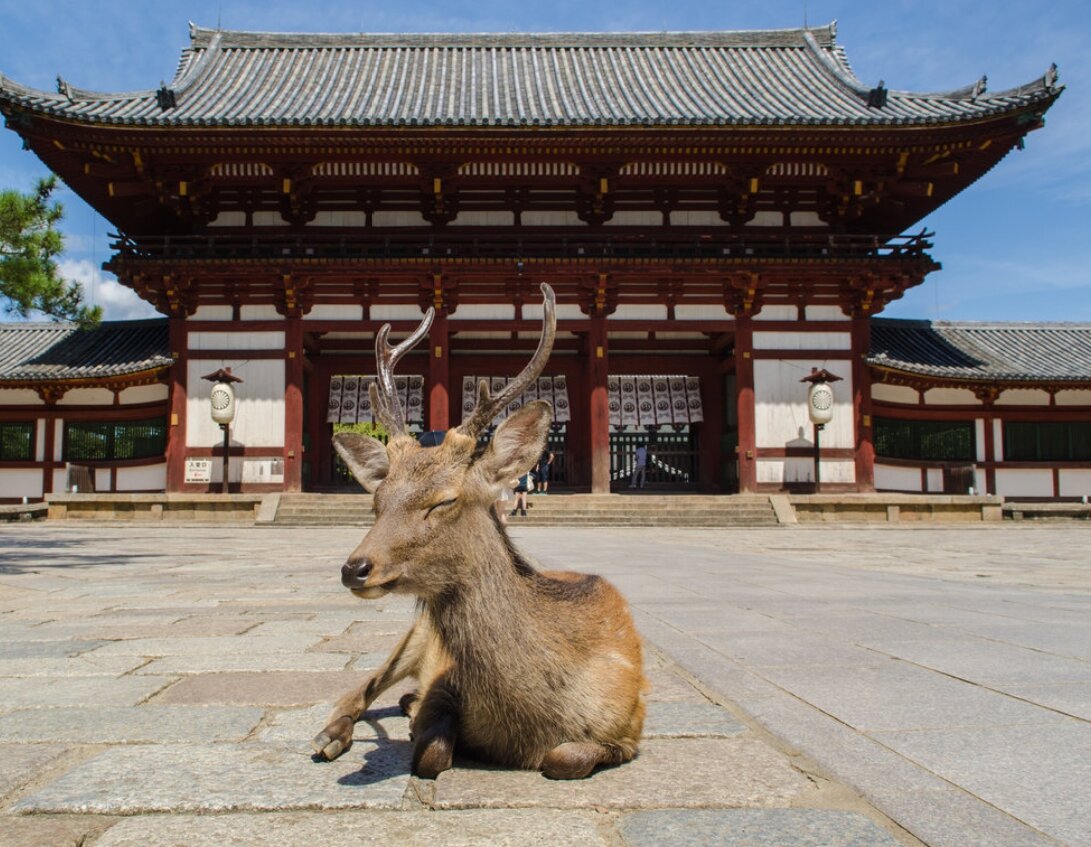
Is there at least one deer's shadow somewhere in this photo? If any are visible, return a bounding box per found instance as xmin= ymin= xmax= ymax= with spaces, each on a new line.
xmin=322 ymin=706 xmax=415 ymax=788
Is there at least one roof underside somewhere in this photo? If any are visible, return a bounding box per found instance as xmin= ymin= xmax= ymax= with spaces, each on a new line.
xmin=869 ymin=319 xmax=1091 ymax=384
xmin=0 ymin=24 xmax=1060 ymax=128
xmin=0 ymin=321 xmax=171 ymax=383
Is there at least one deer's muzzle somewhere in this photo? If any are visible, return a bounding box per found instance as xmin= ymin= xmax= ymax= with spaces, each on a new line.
xmin=341 ymin=559 xmax=373 ymax=590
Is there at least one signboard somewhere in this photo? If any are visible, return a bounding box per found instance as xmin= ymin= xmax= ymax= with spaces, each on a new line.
xmin=184 ymin=459 xmax=213 ymax=483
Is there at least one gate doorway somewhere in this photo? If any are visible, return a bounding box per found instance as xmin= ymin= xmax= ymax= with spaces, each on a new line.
xmin=610 ymin=428 xmax=699 ymax=490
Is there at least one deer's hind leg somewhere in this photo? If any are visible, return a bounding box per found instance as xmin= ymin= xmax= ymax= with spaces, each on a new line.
xmin=541 ymin=741 xmax=634 ymax=780
xmin=312 ymin=618 xmax=431 ymax=761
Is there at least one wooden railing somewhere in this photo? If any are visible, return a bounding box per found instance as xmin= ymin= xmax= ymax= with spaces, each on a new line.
xmin=110 ymin=229 xmax=934 ymax=263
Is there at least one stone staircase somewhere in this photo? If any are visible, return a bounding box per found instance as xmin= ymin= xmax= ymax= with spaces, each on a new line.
xmin=270 ymin=492 xmax=780 ymax=527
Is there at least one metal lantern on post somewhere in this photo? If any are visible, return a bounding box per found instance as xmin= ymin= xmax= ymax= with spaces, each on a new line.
xmin=800 ymin=368 xmax=842 ymax=493
xmin=202 ymin=367 xmax=243 ymax=494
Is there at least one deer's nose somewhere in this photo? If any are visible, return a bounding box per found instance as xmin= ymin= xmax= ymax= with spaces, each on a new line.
xmin=341 ymin=559 xmax=373 ymax=589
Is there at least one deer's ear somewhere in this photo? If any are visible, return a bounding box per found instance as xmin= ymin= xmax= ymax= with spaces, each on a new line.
xmin=479 ymin=401 xmax=552 ymax=485
xmin=332 ymin=432 xmax=389 ymax=492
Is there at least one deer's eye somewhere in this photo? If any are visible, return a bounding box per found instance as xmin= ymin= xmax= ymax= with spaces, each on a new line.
xmin=424 ymin=498 xmax=458 ymax=518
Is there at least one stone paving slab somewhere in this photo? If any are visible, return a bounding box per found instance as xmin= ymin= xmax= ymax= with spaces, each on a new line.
xmin=0 ymin=655 xmax=146 ymax=677
xmin=13 ymin=742 xmax=414 ymax=813
xmin=150 ymin=670 xmax=372 ymax=706
xmin=83 ymin=616 xmax=261 ymax=639
xmin=0 ymin=676 xmax=173 ymax=709
xmin=135 ymin=652 xmax=350 ymax=675
xmin=618 ymin=809 xmax=903 ymax=846
xmin=87 ymin=634 xmax=316 ymax=657
xmin=91 ymin=809 xmax=613 ymax=847
xmin=433 ymin=738 xmax=813 ymax=810
xmin=0 ymin=744 xmax=68 ymax=797
xmin=0 ymin=814 xmax=115 ymax=847
xmin=1003 ymin=681 xmax=1091 ymax=721
xmin=1 ymin=639 xmax=106 ymax=659
xmin=643 ymin=701 xmax=746 ymax=738
xmin=310 ymin=629 xmax=404 ymax=654
xmin=0 ymin=706 xmax=263 ymax=744
xmin=258 ymin=702 xmax=413 ymax=750
xmin=643 ymin=663 xmax=708 ymax=703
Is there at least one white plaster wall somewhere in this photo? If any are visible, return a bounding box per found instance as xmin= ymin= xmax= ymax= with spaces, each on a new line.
xmin=754 ymin=305 xmax=797 ymax=322
xmin=996 ymin=389 xmax=1051 ymax=406
xmin=52 ymin=469 xmax=66 ymax=492
xmin=94 ymin=467 xmax=111 ymax=491
xmin=674 ymin=304 xmax=727 ymax=320
xmin=240 ymin=306 xmax=284 ymax=321
xmin=524 ymin=302 xmax=585 ymax=321
xmin=753 ymin=332 xmax=851 ymax=351
xmin=190 ymin=331 xmax=285 ymax=351
xmin=1059 ymin=470 xmax=1091 ymax=497
xmin=975 ymin=419 xmax=987 ymax=462
xmin=805 ymin=306 xmax=848 ymax=322
xmin=521 ymin=211 xmax=582 ymax=226
xmin=53 ymin=420 xmax=63 ymax=461
xmin=758 ymin=458 xmax=853 ymax=484
xmin=192 ymin=305 xmax=233 ymax=321
xmin=745 ymin=211 xmax=783 ymax=227
xmin=0 ymin=469 xmax=43 ymax=499
xmin=453 ymin=304 xmax=515 ymax=320
xmin=925 ymin=468 xmax=944 ymax=492
xmin=670 ymin=210 xmax=725 ymax=226
xmin=993 ymin=420 xmax=1004 ymax=460
xmin=974 ymin=467 xmax=987 ymax=494
xmin=612 ymin=304 xmax=668 ymax=320
xmin=308 ymin=210 xmax=368 ymax=227
xmin=35 ymin=419 xmax=45 ymax=462
xmin=207 ymin=211 xmax=247 ymax=227
xmin=58 ymin=388 xmax=115 ymax=406
xmin=756 ymin=459 xmax=784 ymax=484
xmin=305 ymin=304 xmax=363 ymax=321
xmin=603 ymin=211 xmax=661 ymax=226
xmin=186 ymin=359 xmax=285 ymax=448
xmin=754 ymin=360 xmax=854 ymax=449
xmin=871 ymin=383 xmax=919 ymax=405
xmin=790 ymin=211 xmax=826 ymax=227
xmin=996 ymin=469 xmax=1053 ymax=497
xmin=924 ymin=387 xmax=980 ymax=405
xmin=875 ymin=463 xmax=922 ymax=492
xmin=252 ymin=211 xmax=285 ymax=226
xmin=116 ymin=464 xmax=167 ymax=491
xmin=119 ymin=384 xmax=169 ymax=405
xmin=1056 ymin=390 xmax=1091 ymax=406
xmin=372 ymin=211 xmax=428 ymax=227
xmin=372 ymin=305 xmax=428 ymax=321
xmin=0 ymin=389 xmax=43 ymax=405
xmin=450 ymin=211 xmax=515 ymax=226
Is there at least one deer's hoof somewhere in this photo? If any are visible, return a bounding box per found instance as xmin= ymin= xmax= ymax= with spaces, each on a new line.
xmin=312 ymin=715 xmax=355 ymax=761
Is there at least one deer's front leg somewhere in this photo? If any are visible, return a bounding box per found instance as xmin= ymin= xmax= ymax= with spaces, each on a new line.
xmin=410 ymin=675 xmax=459 ymax=779
xmin=312 ymin=620 xmax=428 ymax=761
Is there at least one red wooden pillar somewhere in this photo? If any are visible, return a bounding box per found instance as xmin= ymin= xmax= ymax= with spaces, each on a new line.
xmin=587 ymin=315 xmax=610 ymax=494
xmin=428 ymin=313 xmax=450 ymax=431
xmin=165 ymin=317 xmax=188 ymax=492
xmin=852 ymin=317 xmax=876 ymax=492
xmin=982 ymin=399 xmax=997 ymax=495
xmin=284 ymin=317 xmax=304 ymax=492
xmin=42 ymin=410 xmax=56 ymax=496
xmin=734 ymin=317 xmax=757 ymax=493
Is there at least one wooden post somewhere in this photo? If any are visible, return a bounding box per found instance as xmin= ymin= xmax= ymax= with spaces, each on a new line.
xmin=587 ymin=315 xmax=610 ymax=494
xmin=308 ymin=363 xmax=331 ymax=488
xmin=852 ymin=317 xmax=876 ymax=491
xmin=428 ymin=313 xmax=450 ymax=431
xmin=734 ymin=316 xmax=757 ymax=493
xmin=165 ymin=317 xmax=188 ymax=492
xmin=284 ymin=317 xmax=304 ymax=491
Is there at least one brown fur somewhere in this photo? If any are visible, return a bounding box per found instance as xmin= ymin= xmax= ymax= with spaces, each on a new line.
xmin=313 ymin=405 xmax=646 ymax=778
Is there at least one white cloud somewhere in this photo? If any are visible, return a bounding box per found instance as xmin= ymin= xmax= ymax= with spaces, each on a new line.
xmin=57 ymin=259 xmax=160 ymax=321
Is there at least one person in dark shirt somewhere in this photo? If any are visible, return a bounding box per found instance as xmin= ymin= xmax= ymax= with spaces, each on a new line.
xmin=534 ymin=448 xmax=555 ymax=494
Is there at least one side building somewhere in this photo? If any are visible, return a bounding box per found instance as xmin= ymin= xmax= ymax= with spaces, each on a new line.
xmin=0 ymin=23 xmax=1080 ymax=499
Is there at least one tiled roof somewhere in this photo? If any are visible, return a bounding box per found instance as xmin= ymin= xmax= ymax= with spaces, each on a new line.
xmin=869 ymin=319 xmax=1091 ymax=384
xmin=0 ymin=23 xmax=1061 ymax=128
xmin=0 ymin=319 xmax=171 ymax=383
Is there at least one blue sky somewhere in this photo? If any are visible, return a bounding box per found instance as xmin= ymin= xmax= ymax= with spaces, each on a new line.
xmin=1 ymin=1 xmax=1088 ymax=322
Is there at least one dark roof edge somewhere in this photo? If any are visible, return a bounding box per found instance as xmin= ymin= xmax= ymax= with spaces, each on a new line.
xmin=185 ymin=22 xmax=840 ymax=49
xmin=0 ymin=318 xmax=167 ymax=331
xmin=870 ymin=317 xmax=1091 ymax=330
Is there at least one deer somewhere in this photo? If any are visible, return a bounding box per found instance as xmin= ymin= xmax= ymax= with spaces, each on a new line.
xmin=312 ymin=283 xmax=646 ymax=780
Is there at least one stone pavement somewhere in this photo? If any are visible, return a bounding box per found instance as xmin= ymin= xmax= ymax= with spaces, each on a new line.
xmin=0 ymin=524 xmax=1087 ymax=846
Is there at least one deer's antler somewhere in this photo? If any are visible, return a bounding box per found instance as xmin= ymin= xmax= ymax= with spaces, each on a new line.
xmin=457 ymin=283 xmax=556 ymax=438
xmin=371 ymin=308 xmax=434 ymax=436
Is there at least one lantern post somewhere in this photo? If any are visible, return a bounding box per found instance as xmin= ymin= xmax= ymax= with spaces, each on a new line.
xmin=800 ymin=368 xmax=842 ymax=493
xmin=202 ymin=367 xmax=244 ymax=495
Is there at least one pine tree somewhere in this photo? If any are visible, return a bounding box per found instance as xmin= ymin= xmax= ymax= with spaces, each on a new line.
xmin=0 ymin=175 xmax=101 ymax=326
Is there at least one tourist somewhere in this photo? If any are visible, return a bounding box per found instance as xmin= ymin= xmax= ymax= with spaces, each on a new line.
xmin=629 ymin=443 xmax=648 ymax=489
xmin=535 ymin=448 xmax=555 ymax=494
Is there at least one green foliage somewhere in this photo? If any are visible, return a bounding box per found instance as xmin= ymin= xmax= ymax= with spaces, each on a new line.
xmin=333 ymin=421 xmax=389 ymax=442
xmin=0 ymin=175 xmax=101 ymax=326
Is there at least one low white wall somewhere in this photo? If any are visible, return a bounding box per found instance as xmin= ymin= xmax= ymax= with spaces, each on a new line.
xmin=1059 ymin=470 xmax=1091 ymax=497
xmin=0 ymin=468 xmax=43 ymax=499
xmin=116 ymin=464 xmax=167 ymax=492
xmin=758 ymin=458 xmax=855 ymax=485
xmin=875 ymin=464 xmax=922 ymax=492
xmin=995 ymin=468 xmax=1053 ymax=497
